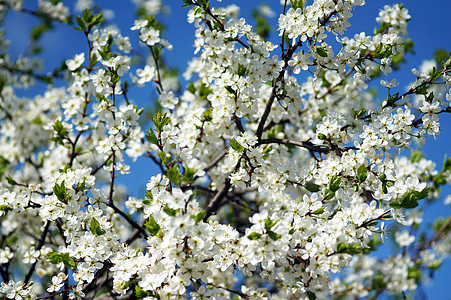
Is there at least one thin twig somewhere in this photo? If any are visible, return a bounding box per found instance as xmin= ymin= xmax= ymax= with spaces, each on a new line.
xmin=24 ymin=221 xmax=50 ymax=284
xmin=204 ymin=150 xmax=227 ymax=172
xmin=204 ymin=178 xmax=231 ymax=221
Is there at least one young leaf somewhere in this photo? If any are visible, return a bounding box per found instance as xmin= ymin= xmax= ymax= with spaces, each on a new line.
xmin=268 ymin=230 xmax=282 ymax=241
xmin=357 ymin=164 xmax=368 ymax=183
xmin=167 ymin=165 xmax=182 ymax=186
xmin=311 ymin=207 xmax=325 ymax=215
xmin=144 ymin=215 xmax=160 ymax=236
xmin=5 ymin=176 xmax=17 ymax=186
xmin=203 ymin=107 xmax=213 ymax=121
xmin=158 ymin=151 xmax=168 ymax=165
xmin=47 ymin=252 xmax=76 ymax=270
xmin=323 ymin=189 xmax=335 ymax=201
xmin=247 ymin=232 xmax=261 ymax=240
xmin=264 ymin=218 xmax=278 ymax=231
xmin=315 ymin=46 xmax=328 ymax=57
xmin=194 ymin=210 xmax=207 ymax=223
xmin=306 ymin=291 xmax=316 ymax=300
xmin=53 ymin=181 xmax=68 ymax=203
xmin=135 ymin=286 xmax=149 ymax=298
xmin=229 ymin=138 xmax=244 ymax=152
xmin=328 ymin=175 xmax=342 ymax=192
xmin=89 ymin=217 xmax=106 ymax=236
xmin=163 ymin=205 xmax=177 ymax=217
xmin=305 ymin=181 xmax=320 ymax=192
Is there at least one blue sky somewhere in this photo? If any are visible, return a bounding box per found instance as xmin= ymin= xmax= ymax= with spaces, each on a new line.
xmin=3 ymin=0 xmax=451 ymax=298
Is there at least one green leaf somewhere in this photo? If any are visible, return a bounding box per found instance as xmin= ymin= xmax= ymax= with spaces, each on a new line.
xmin=264 ymin=218 xmax=278 ymax=231
xmin=135 ymin=286 xmax=149 ymax=298
xmin=407 ymin=267 xmax=422 ymax=282
xmin=53 ymin=180 xmax=68 ymax=203
xmin=311 ymin=207 xmax=324 ymax=215
xmin=290 ymin=0 xmax=304 ymax=10
xmin=393 ymin=187 xmax=430 ymax=209
xmin=356 ymin=164 xmax=368 ymax=183
xmin=323 ymin=189 xmax=335 ymax=201
xmin=317 ymin=133 xmax=327 ymax=140
xmin=151 ymin=110 xmax=171 ymax=133
xmin=409 ymin=149 xmax=425 ymax=163
xmin=144 ymin=215 xmax=160 ymax=236
xmin=267 ymin=230 xmax=281 ymax=241
xmin=194 ymin=210 xmax=206 ymax=223
xmin=443 ymin=155 xmax=451 ymax=171
xmin=187 ymin=81 xmax=196 ymax=93
xmin=158 ymin=151 xmax=168 ymax=165
xmin=197 ymin=0 xmax=208 ymax=8
xmin=444 ymin=52 xmax=451 ymax=70
xmin=433 ymin=49 xmax=448 ymax=67
xmin=52 ymin=120 xmax=68 ymax=146
xmin=30 ymin=23 xmax=51 ymax=40
xmin=371 ymin=274 xmax=387 ymax=290
xmin=0 ymin=205 xmax=9 ymax=215
xmin=167 ymin=166 xmax=181 ymax=186
xmin=328 ymin=175 xmax=342 ymax=192
xmin=229 ymin=138 xmax=244 ymax=152
xmin=75 ymin=16 xmax=86 ymax=31
xmin=353 ymin=108 xmax=367 ymax=119
xmin=82 ymin=8 xmax=92 ymax=23
xmin=111 ymin=73 xmax=120 ymax=84
xmin=336 ymin=242 xmax=362 ymax=255
xmin=315 ymin=46 xmax=328 ymax=57
xmin=89 ymin=53 xmax=98 ymax=68
xmin=427 ymin=260 xmax=441 ymax=270
xmin=145 ymin=129 xmax=159 ymax=145
xmin=236 ymin=64 xmax=248 ymax=77
xmin=183 ymin=167 xmax=197 ymax=184
xmin=433 ymin=173 xmax=446 ymax=188
xmin=389 ymin=200 xmax=402 ymax=209
xmin=53 ymin=119 xmax=68 ymax=136
xmin=5 ymin=176 xmax=17 ymax=186
xmin=430 ymin=67 xmax=442 ymax=80
xmin=305 ymin=181 xmax=320 ymax=192
xmin=306 ymin=291 xmax=316 ymax=300
xmin=247 ymin=232 xmax=261 ymax=240
xmin=47 ymin=252 xmax=76 ymax=270
xmin=415 ymin=84 xmax=429 ymax=95
xmin=432 ymin=217 xmax=450 ymax=233
xmin=225 ymin=86 xmax=235 ymax=94
xmin=203 ymin=107 xmax=213 ymax=121
xmin=163 ymin=205 xmax=177 ymax=217
xmin=89 ymin=217 xmax=106 ymax=236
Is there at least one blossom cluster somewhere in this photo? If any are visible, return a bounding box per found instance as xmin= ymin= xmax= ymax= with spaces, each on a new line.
xmin=0 ymin=0 xmax=450 ymax=299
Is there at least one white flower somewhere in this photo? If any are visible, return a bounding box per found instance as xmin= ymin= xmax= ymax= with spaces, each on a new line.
xmin=47 ymin=273 xmax=67 ymax=293
xmin=66 ymin=53 xmax=85 ymax=71
xmin=136 ymin=65 xmax=155 ymax=85
xmin=395 ymin=230 xmax=415 ymax=247
xmin=380 ymin=78 xmax=399 ymax=88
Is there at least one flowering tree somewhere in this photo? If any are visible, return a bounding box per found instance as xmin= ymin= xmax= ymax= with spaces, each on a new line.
xmin=0 ymin=0 xmax=450 ymax=299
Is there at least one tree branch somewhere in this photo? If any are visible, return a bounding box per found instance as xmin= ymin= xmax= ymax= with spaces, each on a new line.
xmin=24 ymin=221 xmax=50 ymax=284
xmin=204 ymin=178 xmax=231 ymax=221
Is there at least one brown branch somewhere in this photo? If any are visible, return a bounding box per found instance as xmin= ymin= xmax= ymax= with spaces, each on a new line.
xmin=204 ymin=150 xmax=227 ymax=172
xmin=255 ymin=39 xmax=303 ymax=140
xmin=204 ymin=178 xmax=231 ymax=221
xmin=108 ymin=150 xmax=116 ymax=206
xmin=413 ymin=218 xmax=451 ymax=261
xmin=107 ymin=202 xmax=148 ymax=240
xmin=258 ymin=138 xmax=332 ymax=153
xmin=24 ymin=221 xmax=50 ymax=284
